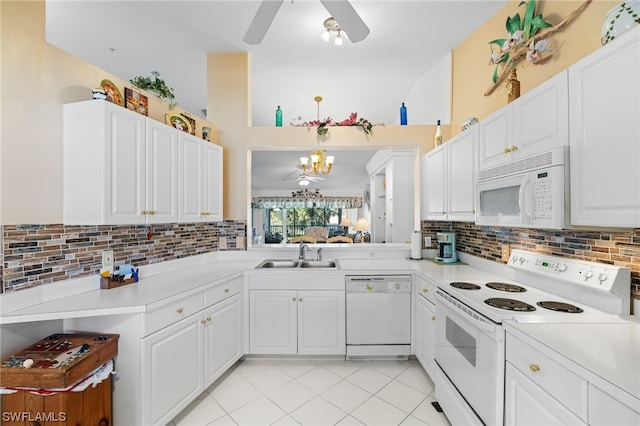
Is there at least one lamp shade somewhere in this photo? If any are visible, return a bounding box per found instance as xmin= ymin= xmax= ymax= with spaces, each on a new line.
xmin=339 ymin=218 xmax=353 ymax=227
xmin=353 ymin=218 xmax=370 ymax=232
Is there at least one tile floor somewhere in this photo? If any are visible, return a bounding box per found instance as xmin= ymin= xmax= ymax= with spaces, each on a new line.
xmin=169 ymin=358 xmax=451 ymax=426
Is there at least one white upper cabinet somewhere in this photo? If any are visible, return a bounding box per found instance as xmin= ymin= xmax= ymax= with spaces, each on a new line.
xmin=145 ymin=119 xmax=178 ymax=224
xmin=422 ymin=126 xmax=477 ymax=222
xmin=478 ymin=71 xmax=568 ymax=172
xmin=64 ymin=100 xmax=221 ymax=225
xmin=569 ymin=26 xmax=640 ymax=227
xmin=64 ymin=101 xmax=146 ymax=225
xmin=178 ymin=132 xmax=223 ymax=222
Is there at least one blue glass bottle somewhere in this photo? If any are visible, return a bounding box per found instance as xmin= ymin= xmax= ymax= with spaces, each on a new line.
xmin=275 ymin=106 xmax=282 ymax=127
xmin=400 ymin=103 xmax=407 ymax=125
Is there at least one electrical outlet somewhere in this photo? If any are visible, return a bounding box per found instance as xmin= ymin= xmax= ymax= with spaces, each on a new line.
xmin=236 ymin=236 xmax=245 ymax=249
xmin=219 ymin=237 xmax=227 ymax=250
xmin=424 ymin=236 xmax=431 ymax=247
xmin=102 ymin=250 xmax=114 ymax=269
xmin=501 ymin=244 xmax=511 ymax=262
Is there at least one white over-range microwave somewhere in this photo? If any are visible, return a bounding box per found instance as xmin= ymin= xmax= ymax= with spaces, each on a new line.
xmin=476 ymin=147 xmax=569 ymax=229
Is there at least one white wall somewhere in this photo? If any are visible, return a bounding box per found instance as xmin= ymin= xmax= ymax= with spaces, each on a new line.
xmin=401 ymin=52 xmax=452 ymax=125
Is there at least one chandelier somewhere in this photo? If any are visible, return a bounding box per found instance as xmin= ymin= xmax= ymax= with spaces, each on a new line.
xmin=300 ymin=149 xmax=334 ymax=175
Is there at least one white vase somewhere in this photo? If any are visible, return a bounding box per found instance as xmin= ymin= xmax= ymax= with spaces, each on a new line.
xmin=601 ymin=0 xmax=640 ymax=45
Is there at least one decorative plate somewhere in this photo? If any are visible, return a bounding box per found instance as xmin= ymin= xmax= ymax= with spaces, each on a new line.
xmin=165 ymin=112 xmax=193 ymax=134
xmin=100 ymin=79 xmax=123 ymax=106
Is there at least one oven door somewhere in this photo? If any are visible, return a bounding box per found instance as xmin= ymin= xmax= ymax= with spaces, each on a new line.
xmin=435 ymin=289 xmax=505 ymax=426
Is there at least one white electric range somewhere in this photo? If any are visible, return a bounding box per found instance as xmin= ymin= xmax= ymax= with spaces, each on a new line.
xmin=433 ymin=249 xmax=631 ymax=426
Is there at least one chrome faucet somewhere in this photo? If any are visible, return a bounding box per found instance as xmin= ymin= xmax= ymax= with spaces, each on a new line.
xmin=316 ymin=248 xmax=322 ymax=261
xmin=298 ymin=241 xmax=308 ymax=260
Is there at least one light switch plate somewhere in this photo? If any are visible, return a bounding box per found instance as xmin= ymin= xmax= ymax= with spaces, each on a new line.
xmin=424 ymin=237 xmax=431 ymax=247
xmin=219 ymin=237 xmax=227 ymax=250
xmin=236 ymin=236 xmax=245 ymax=249
xmin=102 ymin=250 xmax=114 ymax=269
xmin=501 ymin=244 xmax=510 ymax=262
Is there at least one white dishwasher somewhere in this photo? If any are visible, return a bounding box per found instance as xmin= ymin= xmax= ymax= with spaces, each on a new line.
xmin=346 ymin=275 xmax=412 ymax=358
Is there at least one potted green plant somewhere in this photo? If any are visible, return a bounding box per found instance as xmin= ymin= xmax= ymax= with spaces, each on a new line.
xmin=129 ymin=71 xmax=177 ymax=108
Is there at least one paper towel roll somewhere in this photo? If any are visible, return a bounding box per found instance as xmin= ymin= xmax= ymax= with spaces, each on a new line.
xmin=411 ymin=231 xmax=422 ymax=260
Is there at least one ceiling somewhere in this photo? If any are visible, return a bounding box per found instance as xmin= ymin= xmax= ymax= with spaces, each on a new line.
xmin=45 ymin=0 xmax=507 ymax=128
xmin=251 ymin=148 xmax=377 ymax=191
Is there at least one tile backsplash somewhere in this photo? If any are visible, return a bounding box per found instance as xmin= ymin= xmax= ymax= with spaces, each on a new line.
xmin=422 ymin=221 xmax=640 ymax=300
xmin=1 ymin=221 xmax=246 ymax=293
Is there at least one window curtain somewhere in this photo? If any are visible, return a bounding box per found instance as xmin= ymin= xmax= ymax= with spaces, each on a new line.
xmin=252 ymin=196 xmax=363 ymax=209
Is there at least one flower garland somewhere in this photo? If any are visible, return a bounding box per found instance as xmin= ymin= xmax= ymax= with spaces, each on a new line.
xmin=292 ymin=112 xmax=374 ymax=136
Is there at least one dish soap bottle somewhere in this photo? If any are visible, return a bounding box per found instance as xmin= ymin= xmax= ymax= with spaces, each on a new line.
xmin=435 ymin=119 xmax=442 ymax=146
xmin=275 ymin=105 xmax=282 ymax=127
xmin=400 ymin=102 xmax=407 ymax=125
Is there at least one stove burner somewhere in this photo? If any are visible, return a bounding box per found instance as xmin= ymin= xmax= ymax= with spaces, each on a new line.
xmin=484 ymin=298 xmax=536 ymax=312
xmin=450 ymin=282 xmax=481 ymax=290
xmin=486 ymin=282 xmax=527 ymax=293
xmin=536 ymin=301 xmax=584 ymax=313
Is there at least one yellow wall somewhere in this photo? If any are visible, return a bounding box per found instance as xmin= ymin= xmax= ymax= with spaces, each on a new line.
xmin=0 ymin=0 xmax=217 ymax=225
xmin=451 ymin=0 xmax=619 ymax=135
xmin=0 ymin=0 xmax=623 ymax=223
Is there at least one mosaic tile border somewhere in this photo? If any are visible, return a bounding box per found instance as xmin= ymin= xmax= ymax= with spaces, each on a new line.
xmin=1 ymin=221 xmax=246 ymax=294
xmin=421 ymin=221 xmax=640 ymax=299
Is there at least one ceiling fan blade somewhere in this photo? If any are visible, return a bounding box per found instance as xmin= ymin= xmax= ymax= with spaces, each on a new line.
xmin=319 ymin=0 xmax=370 ymax=43
xmin=243 ymin=0 xmax=284 ymax=44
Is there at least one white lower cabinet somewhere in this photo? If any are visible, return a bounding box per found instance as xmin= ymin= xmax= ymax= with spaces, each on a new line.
xmin=143 ymin=312 xmax=204 ymax=425
xmin=505 ymin=327 xmax=639 ymax=426
xmin=249 ymin=289 xmax=345 ymax=355
xmin=414 ymin=276 xmax=437 ymax=378
xmin=505 ymin=362 xmax=586 ymax=425
xmin=204 ymin=293 xmax=242 ymax=388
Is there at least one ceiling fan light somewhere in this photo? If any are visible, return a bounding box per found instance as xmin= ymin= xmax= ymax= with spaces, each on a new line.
xmin=299 ymin=178 xmax=310 ymax=187
xmin=320 ymin=30 xmax=330 ymax=42
xmin=334 ymin=31 xmax=343 ymax=46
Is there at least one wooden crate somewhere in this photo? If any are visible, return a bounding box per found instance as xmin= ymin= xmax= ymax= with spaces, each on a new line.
xmin=1 ymin=374 xmax=112 ymax=426
xmin=1 ymin=333 xmax=118 ymax=425
xmin=0 ymin=333 xmax=118 ymax=389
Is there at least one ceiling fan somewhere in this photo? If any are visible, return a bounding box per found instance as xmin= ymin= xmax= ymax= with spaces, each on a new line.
xmin=243 ymin=0 xmax=370 ymax=45
xmin=283 ymin=171 xmax=325 ymax=187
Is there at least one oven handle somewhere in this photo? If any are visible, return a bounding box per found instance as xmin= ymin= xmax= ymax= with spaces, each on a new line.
xmin=435 ymin=290 xmax=498 ymax=335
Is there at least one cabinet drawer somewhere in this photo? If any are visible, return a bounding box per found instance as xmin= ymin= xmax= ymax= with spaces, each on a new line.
xmin=205 ymin=276 xmax=242 ymax=307
xmin=415 ymin=275 xmax=436 ymax=304
xmin=144 ymin=292 xmax=204 ymax=336
xmin=506 ymin=333 xmax=587 ymax=420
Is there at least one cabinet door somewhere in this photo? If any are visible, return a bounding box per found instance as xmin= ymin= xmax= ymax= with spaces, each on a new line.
xmin=478 ymin=108 xmax=511 ymax=171
xmin=297 ymin=290 xmax=345 ymax=355
xmin=447 ymin=128 xmax=477 ymax=221
xmin=512 ymin=71 xmax=568 ymax=159
xmin=142 ymin=313 xmax=203 ymax=425
xmin=415 ymin=294 xmax=436 ymax=378
xmin=146 ymin=119 xmax=178 ymax=223
xmin=505 ymin=362 xmax=586 ymax=425
xmin=204 ymin=293 xmax=242 ymax=388
xmin=178 ymin=132 xmax=203 ymax=222
xmin=249 ymin=290 xmax=297 ymax=354
xmin=105 ymin=105 xmax=146 ymax=224
xmin=569 ymin=28 xmax=640 ymax=227
xmin=424 ymin=147 xmax=446 ymax=220
xmin=202 ymin=142 xmax=223 ymax=222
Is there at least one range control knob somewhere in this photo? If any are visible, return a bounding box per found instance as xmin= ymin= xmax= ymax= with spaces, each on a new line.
xmin=584 ymin=270 xmax=594 ymax=280
xmin=598 ymin=273 xmax=608 ymax=283
xmin=557 ymin=263 xmax=567 ymax=272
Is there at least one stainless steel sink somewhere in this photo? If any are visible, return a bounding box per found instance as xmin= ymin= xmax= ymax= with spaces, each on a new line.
xmin=299 ymin=260 xmax=338 ymax=268
xmin=255 ymin=259 xmax=338 ymax=269
xmin=255 ymin=259 xmax=300 ymax=268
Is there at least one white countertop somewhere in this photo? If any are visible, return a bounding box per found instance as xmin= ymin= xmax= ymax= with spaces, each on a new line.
xmin=1 ymin=251 xmax=508 ymax=325
xmin=505 ymin=320 xmax=640 ymax=400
